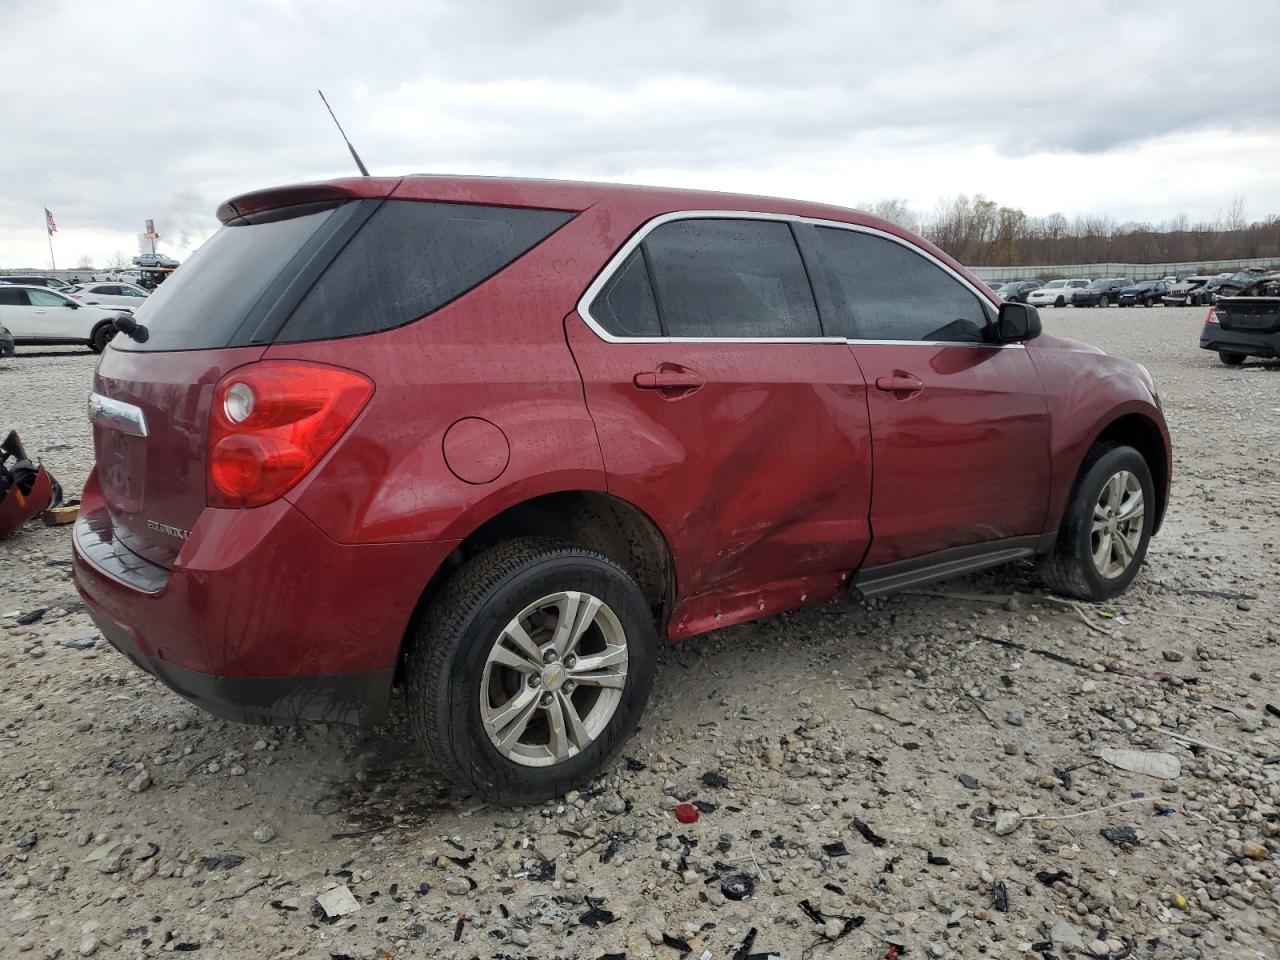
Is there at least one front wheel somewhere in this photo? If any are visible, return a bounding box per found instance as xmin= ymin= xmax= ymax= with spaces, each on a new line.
xmin=405 ymin=538 xmax=657 ymax=804
xmin=1099 ymin=295 xmax=1110 ymax=308
xmin=89 ymin=323 xmax=116 ymax=353
xmin=1219 ymin=351 xmax=1246 ymax=366
xmin=1143 ymin=297 xmax=1153 ymax=307
xmin=1039 ymin=444 xmax=1154 ymax=601
xmin=1055 ymin=296 xmax=1065 ymax=307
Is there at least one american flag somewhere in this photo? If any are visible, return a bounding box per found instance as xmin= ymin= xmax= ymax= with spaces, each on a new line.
xmin=44 ymin=208 xmax=57 ymax=235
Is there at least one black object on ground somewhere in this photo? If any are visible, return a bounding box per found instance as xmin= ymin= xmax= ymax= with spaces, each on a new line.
xmin=720 ymin=873 xmax=755 ymax=901
xmin=1100 ymin=826 xmax=1139 ymax=846
xmin=851 ymin=817 xmax=887 ymax=847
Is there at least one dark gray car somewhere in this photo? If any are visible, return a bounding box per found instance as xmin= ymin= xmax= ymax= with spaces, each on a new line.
xmin=1201 ymin=273 xmax=1280 ymax=365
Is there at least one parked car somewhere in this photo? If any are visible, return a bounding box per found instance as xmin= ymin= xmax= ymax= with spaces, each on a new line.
xmin=995 ymin=279 xmax=1043 ymax=303
xmin=65 ymin=282 xmax=149 ymax=312
xmin=1162 ymin=276 xmax=1212 ymax=306
xmin=0 ymin=284 xmax=123 ymax=351
xmin=0 ymin=324 xmax=13 ymax=357
xmin=0 ymin=275 xmax=71 ymax=290
xmin=73 ymin=175 xmax=1171 ymax=802
xmin=982 ymin=280 xmax=1003 ymax=293
xmin=1027 ymin=279 xmax=1089 ymax=308
xmin=1117 ymin=280 xmax=1169 ymax=307
xmin=1200 ymin=272 xmax=1280 ymax=365
xmin=1072 ymin=278 xmax=1131 ymax=307
xmin=133 ymin=253 xmax=179 ymax=268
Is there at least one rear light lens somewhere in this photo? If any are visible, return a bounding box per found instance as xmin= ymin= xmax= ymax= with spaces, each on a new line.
xmin=208 ymin=361 xmax=373 ymax=507
xmin=1205 ymin=306 xmax=1219 ymax=324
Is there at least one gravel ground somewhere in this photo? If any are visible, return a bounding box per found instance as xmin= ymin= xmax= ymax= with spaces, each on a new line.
xmin=1 ymin=306 xmax=1278 ymax=960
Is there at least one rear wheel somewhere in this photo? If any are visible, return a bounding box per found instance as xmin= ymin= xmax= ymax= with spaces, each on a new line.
xmin=405 ymin=538 xmax=657 ymax=803
xmin=1218 ymin=351 xmax=1246 ymax=366
xmin=89 ymin=323 xmax=116 ymax=353
xmin=1099 ymin=295 xmax=1110 ymax=308
xmin=1039 ymin=444 xmax=1154 ymax=601
xmin=1055 ymin=296 xmax=1065 ymax=307
xmin=1143 ymin=297 xmax=1153 ymax=307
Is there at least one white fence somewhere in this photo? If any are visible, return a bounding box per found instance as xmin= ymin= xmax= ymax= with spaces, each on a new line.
xmin=971 ymin=256 xmax=1279 ymax=282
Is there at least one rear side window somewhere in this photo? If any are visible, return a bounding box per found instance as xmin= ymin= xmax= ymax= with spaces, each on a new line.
xmin=123 ymin=205 xmax=337 ymax=351
xmin=643 ymin=219 xmax=822 ymax=338
xmin=276 ymin=201 xmax=572 ymax=343
xmin=816 ymin=228 xmax=989 ymax=343
xmin=0 ymin=288 xmax=26 ymax=306
xmin=589 ymin=250 xmax=661 ymax=337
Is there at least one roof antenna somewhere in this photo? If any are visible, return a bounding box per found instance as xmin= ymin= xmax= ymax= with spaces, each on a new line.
xmin=317 ymin=89 xmax=370 ymax=177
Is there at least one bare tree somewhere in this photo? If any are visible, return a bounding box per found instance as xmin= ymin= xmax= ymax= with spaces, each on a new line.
xmin=76 ymin=254 xmax=94 ymax=270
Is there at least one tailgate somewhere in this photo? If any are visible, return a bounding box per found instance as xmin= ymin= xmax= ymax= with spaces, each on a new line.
xmin=1216 ymin=296 xmax=1280 ymax=334
xmin=92 ymin=346 xmax=265 ymax=568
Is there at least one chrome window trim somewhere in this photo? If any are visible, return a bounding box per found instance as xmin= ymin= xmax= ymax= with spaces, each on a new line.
xmin=575 ymin=209 xmax=1023 ymax=350
xmin=88 ymin=392 xmax=149 ymax=438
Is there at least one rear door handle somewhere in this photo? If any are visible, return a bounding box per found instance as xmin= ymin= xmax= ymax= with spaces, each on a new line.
xmin=874 ymin=373 xmax=924 ymax=397
xmin=633 ymin=369 xmax=705 ymax=391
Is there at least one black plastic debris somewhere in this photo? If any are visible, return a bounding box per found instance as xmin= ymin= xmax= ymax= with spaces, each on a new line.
xmin=693 ymin=800 xmax=717 ymax=814
xmin=531 ymin=859 xmax=556 ymax=880
xmin=64 ymin=636 xmax=98 ymax=651
xmin=453 ymin=916 xmax=465 ymax=941
xmin=702 ymin=771 xmax=730 ymax=789
xmin=958 ymin=774 xmax=980 ymax=790
xmin=579 ymin=896 xmax=617 ymax=928
xmin=662 ymin=933 xmax=692 ymax=952
xmin=1036 ymin=869 xmax=1069 ymax=886
xmin=16 ymin=832 xmax=37 ymax=851
xmin=600 ymin=954 xmax=627 ymax=960
xmin=823 ymin=841 xmax=849 ymax=858
xmin=16 ymin=608 xmax=46 ymax=626
xmin=993 ymin=881 xmax=1009 ymax=912
xmin=720 ymin=873 xmax=755 ymax=901
xmin=417 ymin=881 xmax=431 ymax=895
xmin=732 ymin=927 xmax=758 ymax=960
xmin=269 ymin=900 xmax=298 ymax=912
xmin=1100 ymin=826 xmax=1139 ymax=846
xmin=200 ymin=854 xmax=245 ymax=871
xmin=625 ymin=756 xmax=646 ymax=771
xmin=851 ymin=817 xmax=887 ymax=847
xmin=447 ymin=853 xmax=475 ymax=868
xmin=927 ymin=853 xmax=950 ymax=866
xmin=799 ymin=900 xmax=824 ymax=925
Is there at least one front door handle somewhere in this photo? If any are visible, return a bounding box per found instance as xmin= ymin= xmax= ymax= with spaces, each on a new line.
xmin=875 ymin=372 xmax=924 ymax=397
xmin=633 ymin=368 xmax=705 ymax=391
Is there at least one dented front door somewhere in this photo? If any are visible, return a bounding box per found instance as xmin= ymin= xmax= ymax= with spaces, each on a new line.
xmin=565 ymin=313 xmax=872 ymax=637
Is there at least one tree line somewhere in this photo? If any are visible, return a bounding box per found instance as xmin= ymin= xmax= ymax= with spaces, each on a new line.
xmin=863 ymin=195 xmax=1280 ymax=267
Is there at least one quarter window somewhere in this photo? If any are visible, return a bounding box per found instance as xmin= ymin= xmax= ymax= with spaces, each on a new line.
xmin=642 ymin=219 xmax=822 ymax=338
xmin=0 ymin=288 xmax=26 ymax=306
xmin=816 ymin=228 xmax=989 ymax=343
xmin=589 ymin=250 xmax=661 ymax=337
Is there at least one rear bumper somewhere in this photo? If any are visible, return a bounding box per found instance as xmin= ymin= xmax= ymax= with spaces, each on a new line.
xmin=1199 ymin=325 xmax=1280 ymax=358
xmin=73 ymin=468 xmax=455 ymax=726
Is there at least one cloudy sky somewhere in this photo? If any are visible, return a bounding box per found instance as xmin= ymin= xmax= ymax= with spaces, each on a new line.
xmin=3 ymin=0 xmax=1278 ymax=268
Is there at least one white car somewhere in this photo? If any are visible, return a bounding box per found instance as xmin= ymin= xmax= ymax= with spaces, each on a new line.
xmin=1027 ymin=278 xmax=1089 ymax=308
xmin=66 ymin=281 xmax=149 ymax=312
xmin=0 ymin=284 xmax=123 ymax=352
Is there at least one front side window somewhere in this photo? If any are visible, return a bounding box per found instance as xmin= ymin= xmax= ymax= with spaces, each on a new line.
xmin=816 ymin=228 xmax=989 ymax=343
xmin=28 ymin=289 xmax=71 ymax=307
xmin=641 ymin=219 xmax=821 ymax=338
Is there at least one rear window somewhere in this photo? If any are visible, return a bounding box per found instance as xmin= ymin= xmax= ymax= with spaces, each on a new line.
xmin=275 ymin=201 xmax=572 ymax=343
xmin=121 ymin=205 xmax=336 ymax=351
xmin=119 ymin=198 xmax=571 ymax=351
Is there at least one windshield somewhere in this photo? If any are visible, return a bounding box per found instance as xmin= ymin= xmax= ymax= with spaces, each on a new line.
xmin=1043 ymin=280 xmax=1066 ymax=289
xmin=1088 ymin=279 xmax=1112 ymax=289
xmin=997 ymin=282 xmax=1021 ymax=293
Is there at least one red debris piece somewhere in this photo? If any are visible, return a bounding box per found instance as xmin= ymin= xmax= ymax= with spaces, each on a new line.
xmin=674 ymin=803 xmax=700 ymax=824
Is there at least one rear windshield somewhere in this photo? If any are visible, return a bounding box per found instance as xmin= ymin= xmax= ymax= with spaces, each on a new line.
xmin=122 ymin=205 xmax=336 ymax=351
xmin=118 ymin=199 xmax=572 ymax=351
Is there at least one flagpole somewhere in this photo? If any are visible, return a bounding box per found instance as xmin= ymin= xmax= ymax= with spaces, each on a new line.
xmin=45 ymin=207 xmax=56 ymax=271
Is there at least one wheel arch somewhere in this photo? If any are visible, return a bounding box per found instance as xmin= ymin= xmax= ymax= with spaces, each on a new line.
xmin=395 ymin=490 xmax=676 ymax=682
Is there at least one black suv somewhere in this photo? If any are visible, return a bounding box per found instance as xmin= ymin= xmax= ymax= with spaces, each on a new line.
xmin=1073 ymin=278 xmax=1131 ymax=308
xmin=995 ymin=279 xmax=1043 ymax=303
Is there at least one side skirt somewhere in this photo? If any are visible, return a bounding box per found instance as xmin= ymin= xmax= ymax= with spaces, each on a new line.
xmin=853 ymin=534 xmax=1055 ymax=598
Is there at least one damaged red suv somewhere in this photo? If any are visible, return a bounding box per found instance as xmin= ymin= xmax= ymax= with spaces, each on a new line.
xmin=74 ymin=176 xmax=1170 ymax=801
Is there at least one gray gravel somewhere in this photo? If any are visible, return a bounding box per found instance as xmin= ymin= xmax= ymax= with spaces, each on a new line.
xmin=1 ymin=308 xmax=1277 ymax=959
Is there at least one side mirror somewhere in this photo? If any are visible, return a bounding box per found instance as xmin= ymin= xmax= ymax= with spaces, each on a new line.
xmin=990 ymin=301 xmax=1041 ymax=343
xmin=65 ymin=301 xmax=79 ymax=309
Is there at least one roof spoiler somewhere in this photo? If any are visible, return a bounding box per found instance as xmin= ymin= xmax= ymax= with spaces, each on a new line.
xmin=216 ymin=177 xmax=402 ymax=224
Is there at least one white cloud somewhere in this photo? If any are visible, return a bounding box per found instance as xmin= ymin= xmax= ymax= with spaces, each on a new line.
xmin=2 ymin=0 xmax=1276 ymax=267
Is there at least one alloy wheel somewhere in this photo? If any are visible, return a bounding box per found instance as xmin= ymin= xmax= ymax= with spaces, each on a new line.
xmin=479 ymin=591 xmax=628 ymax=767
xmin=1090 ymin=471 xmax=1144 ymax=579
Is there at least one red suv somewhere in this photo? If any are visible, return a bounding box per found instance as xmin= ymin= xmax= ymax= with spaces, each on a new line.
xmin=73 ymin=176 xmax=1170 ymax=802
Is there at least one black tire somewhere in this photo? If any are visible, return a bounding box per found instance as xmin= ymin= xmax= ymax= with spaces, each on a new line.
xmin=1055 ymin=296 xmax=1065 ymax=307
xmin=1218 ymin=351 xmax=1246 ymax=366
xmin=1038 ymin=443 xmax=1155 ymax=601
xmin=405 ymin=537 xmax=657 ymax=804
xmin=1099 ymin=295 xmax=1110 ymax=308
xmin=89 ymin=323 xmax=116 ymax=353
xmin=1143 ymin=297 xmax=1153 ymax=307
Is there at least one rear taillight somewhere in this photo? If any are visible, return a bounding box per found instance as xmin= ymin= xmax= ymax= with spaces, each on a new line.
xmin=208 ymin=361 xmax=373 ymax=507
xmin=1205 ymin=306 xmax=1219 ymax=324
